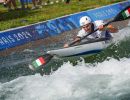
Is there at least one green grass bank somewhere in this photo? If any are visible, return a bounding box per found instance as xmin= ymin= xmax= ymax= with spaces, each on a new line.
xmin=0 ymin=0 xmax=123 ymax=31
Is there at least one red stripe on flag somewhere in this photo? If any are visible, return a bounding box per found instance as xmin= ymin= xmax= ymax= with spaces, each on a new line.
xmin=39 ymin=57 xmax=45 ymax=64
xmin=128 ymin=8 xmax=130 ymax=14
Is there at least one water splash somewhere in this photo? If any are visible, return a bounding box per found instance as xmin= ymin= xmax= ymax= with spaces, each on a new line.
xmin=1 ymin=58 xmax=130 ymax=100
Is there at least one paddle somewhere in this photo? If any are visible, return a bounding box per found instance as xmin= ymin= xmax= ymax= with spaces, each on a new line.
xmin=68 ymin=5 xmax=130 ymax=46
xmin=29 ymin=5 xmax=130 ymax=72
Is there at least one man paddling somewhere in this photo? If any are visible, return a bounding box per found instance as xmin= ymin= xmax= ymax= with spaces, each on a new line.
xmin=64 ymin=16 xmax=118 ymax=48
xmin=29 ymin=6 xmax=130 ymax=74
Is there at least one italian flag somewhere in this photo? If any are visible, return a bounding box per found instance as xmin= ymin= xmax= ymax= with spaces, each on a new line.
xmin=32 ymin=57 xmax=45 ymax=68
xmin=122 ymin=8 xmax=130 ymax=18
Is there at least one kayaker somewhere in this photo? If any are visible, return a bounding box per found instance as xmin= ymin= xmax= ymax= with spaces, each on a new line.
xmin=64 ymin=16 xmax=118 ymax=48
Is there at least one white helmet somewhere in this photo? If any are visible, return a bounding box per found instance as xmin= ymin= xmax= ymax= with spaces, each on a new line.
xmin=79 ymin=16 xmax=92 ymax=26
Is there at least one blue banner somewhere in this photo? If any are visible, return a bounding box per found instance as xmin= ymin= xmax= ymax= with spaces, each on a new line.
xmin=0 ymin=1 xmax=130 ymax=51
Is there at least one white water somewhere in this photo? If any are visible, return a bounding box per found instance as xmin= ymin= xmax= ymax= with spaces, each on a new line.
xmin=1 ymin=22 xmax=130 ymax=100
xmin=0 ymin=58 xmax=130 ymax=100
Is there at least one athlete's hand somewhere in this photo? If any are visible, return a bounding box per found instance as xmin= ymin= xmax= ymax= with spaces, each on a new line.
xmin=107 ymin=25 xmax=118 ymax=33
xmin=64 ymin=43 xmax=69 ymax=48
xmin=98 ymin=24 xmax=118 ymax=33
xmin=98 ymin=25 xmax=104 ymax=31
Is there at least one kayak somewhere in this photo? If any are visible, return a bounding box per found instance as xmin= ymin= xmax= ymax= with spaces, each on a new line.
xmin=47 ymin=38 xmax=111 ymax=57
xmin=28 ymin=5 xmax=130 ymax=72
xmin=28 ymin=38 xmax=112 ymax=72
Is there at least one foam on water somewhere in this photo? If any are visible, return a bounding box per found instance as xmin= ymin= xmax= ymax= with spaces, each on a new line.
xmin=1 ymin=21 xmax=130 ymax=100
xmin=112 ymin=25 xmax=130 ymax=43
xmin=0 ymin=57 xmax=130 ymax=100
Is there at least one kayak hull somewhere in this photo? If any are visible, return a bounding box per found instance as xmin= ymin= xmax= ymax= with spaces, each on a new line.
xmin=47 ymin=39 xmax=110 ymax=57
xmin=28 ymin=38 xmax=111 ymax=72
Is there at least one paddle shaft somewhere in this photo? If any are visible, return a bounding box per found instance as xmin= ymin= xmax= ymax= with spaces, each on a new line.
xmin=68 ymin=5 xmax=130 ymax=46
xmin=68 ymin=20 xmax=114 ymax=46
xmin=30 ymin=5 xmax=130 ymax=72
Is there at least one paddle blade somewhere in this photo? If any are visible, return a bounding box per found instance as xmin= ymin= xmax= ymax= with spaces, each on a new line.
xmin=29 ymin=54 xmax=53 ymax=71
xmin=114 ymin=6 xmax=130 ymax=21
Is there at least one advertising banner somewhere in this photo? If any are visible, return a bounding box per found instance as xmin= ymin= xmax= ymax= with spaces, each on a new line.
xmin=0 ymin=1 xmax=130 ymax=51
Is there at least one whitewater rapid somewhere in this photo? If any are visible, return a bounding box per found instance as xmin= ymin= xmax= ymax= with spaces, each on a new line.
xmin=0 ymin=58 xmax=130 ymax=100
xmin=0 ymin=21 xmax=130 ymax=100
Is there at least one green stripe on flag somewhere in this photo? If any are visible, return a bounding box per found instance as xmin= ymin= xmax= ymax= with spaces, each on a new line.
xmin=122 ymin=12 xmax=127 ymax=19
xmin=32 ymin=61 xmax=39 ymax=68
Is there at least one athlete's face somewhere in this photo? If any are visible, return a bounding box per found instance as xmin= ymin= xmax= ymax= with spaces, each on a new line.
xmin=82 ymin=23 xmax=92 ymax=33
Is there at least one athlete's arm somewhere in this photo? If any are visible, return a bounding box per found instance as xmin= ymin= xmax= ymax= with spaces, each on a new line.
xmin=106 ymin=25 xmax=118 ymax=33
xmin=98 ymin=24 xmax=118 ymax=33
xmin=63 ymin=37 xmax=81 ymax=48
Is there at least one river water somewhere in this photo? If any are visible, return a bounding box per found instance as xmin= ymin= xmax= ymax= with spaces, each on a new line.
xmin=0 ymin=23 xmax=130 ymax=100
